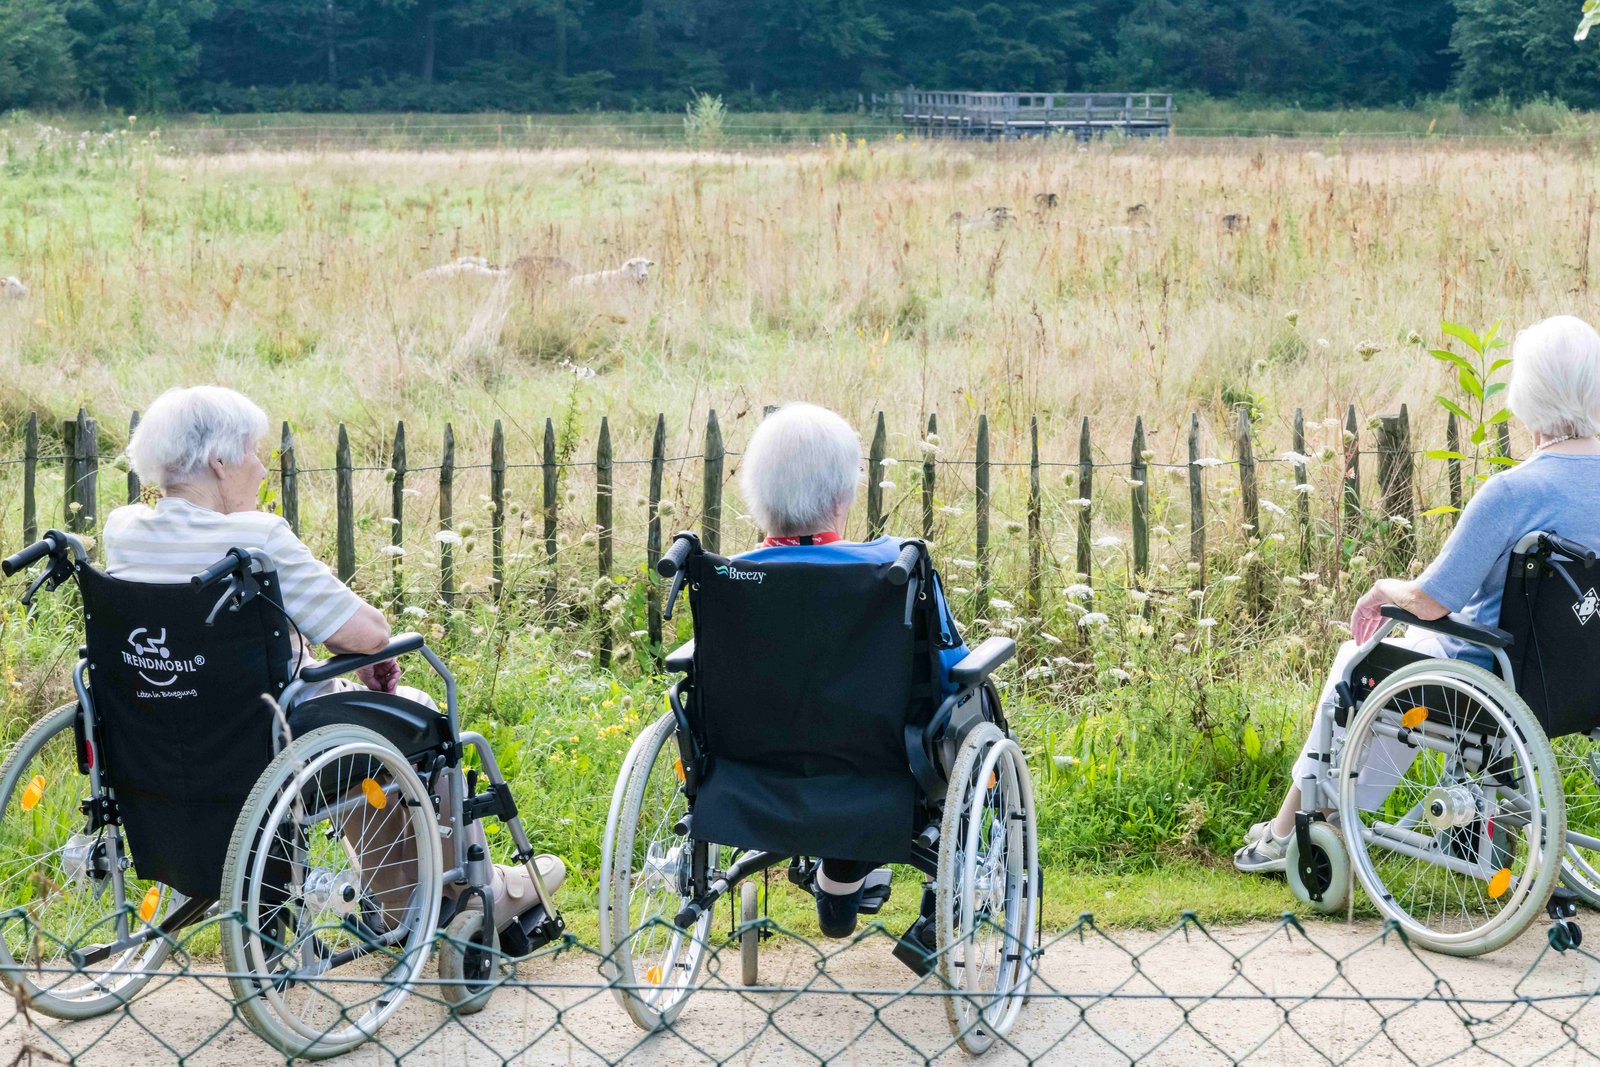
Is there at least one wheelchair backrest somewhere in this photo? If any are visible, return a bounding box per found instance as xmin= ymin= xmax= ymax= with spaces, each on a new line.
xmin=78 ymin=562 xmax=293 ymax=899
xmin=1497 ymin=532 xmax=1600 ymax=738
xmin=679 ymin=543 xmax=944 ymax=862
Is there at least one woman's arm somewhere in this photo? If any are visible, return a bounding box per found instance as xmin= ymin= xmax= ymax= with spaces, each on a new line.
xmin=1350 ymin=578 xmax=1449 ymax=643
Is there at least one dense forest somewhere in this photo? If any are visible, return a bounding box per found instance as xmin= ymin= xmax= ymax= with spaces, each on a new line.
xmin=0 ymin=0 xmax=1597 ymax=114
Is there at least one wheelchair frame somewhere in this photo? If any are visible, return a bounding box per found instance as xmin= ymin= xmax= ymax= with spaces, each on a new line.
xmin=599 ymin=531 xmax=1040 ymax=1054
xmin=1289 ymin=530 xmax=1594 ymax=954
xmin=0 ymin=529 xmax=563 ymax=1054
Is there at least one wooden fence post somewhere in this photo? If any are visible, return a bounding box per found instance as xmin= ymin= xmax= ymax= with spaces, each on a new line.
xmin=390 ymin=421 xmax=406 ymax=606
xmin=1494 ymin=421 xmax=1512 ymax=472
xmin=1188 ymin=412 xmax=1205 ymax=598
xmin=1076 ymin=417 xmax=1092 ymax=582
xmin=542 ymin=419 xmax=558 ymax=614
xmin=921 ymin=414 xmax=937 ymax=541
xmin=440 ymin=424 xmax=455 ymax=608
xmin=1238 ymin=404 xmax=1263 ymax=618
xmin=490 ymin=420 xmax=505 ymax=601
xmin=867 ymin=411 xmax=887 ymax=539
xmin=127 ymin=411 xmax=141 ymax=503
xmin=1027 ymin=416 xmax=1042 ymax=615
xmin=1376 ymin=405 xmax=1415 ymax=565
xmin=70 ymin=409 xmax=97 ymax=549
xmin=1446 ymin=412 xmax=1463 ymax=521
xmin=1342 ymin=403 xmax=1360 ymax=549
xmin=1130 ymin=416 xmax=1149 ymax=592
xmin=336 ymin=424 xmax=355 ymax=584
xmin=61 ymin=416 xmax=75 ymax=533
xmin=596 ymin=417 xmax=614 ymax=669
xmin=23 ymin=412 xmax=37 ymax=544
xmin=1293 ymin=408 xmax=1310 ymax=572
xmin=280 ymin=421 xmax=299 ymax=533
xmin=703 ymin=409 xmax=723 ymax=554
xmin=647 ymin=414 xmax=666 ymax=665
xmin=975 ymin=414 xmax=990 ymax=605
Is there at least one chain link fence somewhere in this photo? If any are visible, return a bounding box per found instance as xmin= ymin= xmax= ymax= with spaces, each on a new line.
xmin=5 ymin=905 xmax=1600 ymax=1064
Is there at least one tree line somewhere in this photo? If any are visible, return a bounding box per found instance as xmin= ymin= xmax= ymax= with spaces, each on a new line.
xmin=1 ymin=0 xmax=1597 ymax=115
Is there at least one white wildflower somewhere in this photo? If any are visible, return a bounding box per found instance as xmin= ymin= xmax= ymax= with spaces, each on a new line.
xmin=878 ymin=480 xmax=896 ymax=490
xmin=1262 ymin=500 xmax=1286 ymax=517
xmin=1093 ymin=535 xmax=1121 ymax=548
xmin=1064 ymin=583 xmax=1093 ymax=600
xmin=1065 ymin=497 xmax=1093 ymax=508
xmin=1079 ymin=612 xmax=1110 ymax=628
xmin=402 ymin=606 xmax=428 ymax=618
xmin=379 ymin=545 xmax=405 ymax=558
xmin=1294 ymin=482 xmax=1315 ymax=493
xmin=1280 ymin=450 xmax=1311 ymax=466
xmin=1198 ymin=617 xmax=1218 ymax=628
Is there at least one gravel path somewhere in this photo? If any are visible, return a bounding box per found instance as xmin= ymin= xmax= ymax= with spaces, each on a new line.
xmin=6 ymin=918 xmax=1600 ymax=1064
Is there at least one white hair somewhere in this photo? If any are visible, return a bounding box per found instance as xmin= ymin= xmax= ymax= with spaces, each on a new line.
xmin=127 ymin=386 xmax=269 ymax=488
xmin=1508 ymin=315 xmax=1600 ymax=439
xmin=739 ymin=403 xmax=861 ymax=537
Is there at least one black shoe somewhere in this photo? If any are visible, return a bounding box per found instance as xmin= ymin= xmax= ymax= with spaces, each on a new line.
xmin=858 ymin=868 xmax=893 ymax=915
xmin=815 ymin=885 xmax=866 ymax=939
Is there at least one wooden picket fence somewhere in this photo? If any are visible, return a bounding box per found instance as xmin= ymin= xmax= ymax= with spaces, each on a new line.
xmin=9 ymin=402 xmax=1498 ymax=672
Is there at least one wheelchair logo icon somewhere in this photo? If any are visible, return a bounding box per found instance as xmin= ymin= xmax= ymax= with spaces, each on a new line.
xmin=123 ymin=627 xmax=202 ymax=687
xmin=1574 ymin=589 xmax=1600 ymax=627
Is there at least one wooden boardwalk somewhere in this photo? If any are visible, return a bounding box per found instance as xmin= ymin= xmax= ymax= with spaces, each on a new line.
xmin=873 ymin=91 xmax=1172 ymax=140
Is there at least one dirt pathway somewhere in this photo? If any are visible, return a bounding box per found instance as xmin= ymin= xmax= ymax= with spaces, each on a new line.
xmin=6 ymin=919 xmax=1600 ymax=1064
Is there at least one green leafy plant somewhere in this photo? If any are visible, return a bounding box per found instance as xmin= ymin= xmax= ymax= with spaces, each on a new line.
xmin=1421 ymin=319 xmax=1513 ymax=516
xmin=683 ymin=92 xmax=726 ymax=150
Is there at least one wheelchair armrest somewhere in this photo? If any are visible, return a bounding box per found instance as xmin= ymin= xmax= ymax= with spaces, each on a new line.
xmin=664 ymin=639 xmax=695 ymax=674
xmin=948 ymin=636 xmax=1016 ymax=687
xmin=1378 ymin=605 xmax=1511 ymax=650
xmin=300 ymin=632 xmax=428 ymax=683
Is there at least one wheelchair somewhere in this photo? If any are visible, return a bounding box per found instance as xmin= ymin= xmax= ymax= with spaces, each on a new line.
xmin=0 ymin=530 xmax=563 ymax=1058
xmin=598 ymin=532 xmax=1039 ymax=1054
xmin=1286 ymin=529 xmax=1600 ymax=956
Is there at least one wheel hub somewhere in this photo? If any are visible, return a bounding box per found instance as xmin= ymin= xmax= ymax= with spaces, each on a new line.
xmin=1424 ymin=785 xmax=1478 ymax=831
xmin=303 ymin=868 xmax=362 ymax=918
xmin=59 ymin=833 xmax=105 ymax=888
xmin=640 ymin=844 xmax=684 ymax=894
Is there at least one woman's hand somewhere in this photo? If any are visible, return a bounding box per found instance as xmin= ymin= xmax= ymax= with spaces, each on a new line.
xmin=1349 ymin=582 xmax=1395 ymax=644
xmin=357 ymin=658 xmax=401 ymax=693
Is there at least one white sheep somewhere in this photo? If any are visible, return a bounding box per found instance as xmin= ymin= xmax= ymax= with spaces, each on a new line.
xmin=567 ymin=257 xmax=654 ymax=287
xmin=415 ymin=255 xmax=507 ymax=280
xmin=2 ymin=276 xmax=27 ymax=299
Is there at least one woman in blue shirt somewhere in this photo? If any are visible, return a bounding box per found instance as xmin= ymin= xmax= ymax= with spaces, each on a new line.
xmin=738 ymin=402 xmax=967 ymax=936
xmin=1237 ymin=315 xmax=1600 ymax=873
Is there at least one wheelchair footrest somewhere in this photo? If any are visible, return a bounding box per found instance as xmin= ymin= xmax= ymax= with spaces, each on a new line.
xmin=892 ymin=913 xmax=937 ymax=978
xmin=858 ymin=868 xmax=893 ymax=916
xmin=498 ymin=904 xmax=565 ymax=959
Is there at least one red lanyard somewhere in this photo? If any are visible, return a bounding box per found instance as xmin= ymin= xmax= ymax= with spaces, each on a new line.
xmin=761 ymin=531 xmax=844 ymax=547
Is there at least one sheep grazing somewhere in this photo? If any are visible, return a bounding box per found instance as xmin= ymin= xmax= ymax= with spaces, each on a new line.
xmin=1033 ymin=192 xmax=1058 ymax=210
xmin=1126 ymin=203 xmax=1149 ymax=221
xmin=1219 ymin=213 xmax=1249 ymax=235
xmin=567 ymin=257 xmax=654 ymax=287
xmin=416 ymin=255 xmax=507 ymax=280
xmin=2 ymin=276 xmax=27 ymax=299
xmin=512 ymin=254 xmax=580 ymax=284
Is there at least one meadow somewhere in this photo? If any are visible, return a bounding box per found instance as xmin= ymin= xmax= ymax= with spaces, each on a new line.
xmin=1 ymin=116 xmax=1594 ymax=936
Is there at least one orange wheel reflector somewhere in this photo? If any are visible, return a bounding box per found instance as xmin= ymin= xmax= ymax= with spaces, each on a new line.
xmin=674 ymin=757 xmax=685 ymax=783
xmin=1400 ymin=706 xmax=1428 ymax=730
xmin=138 ymin=886 xmax=161 ymax=923
xmin=361 ymin=777 xmax=387 ymax=810
xmin=645 ymin=965 xmax=663 ymax=985
xmin=987 ymin=771 xmax=998 ymax=790
xmin=1488 ymin=868 xmax=1512 ymax=899
xmin=19 ymin=774 xmax=45 ymax=812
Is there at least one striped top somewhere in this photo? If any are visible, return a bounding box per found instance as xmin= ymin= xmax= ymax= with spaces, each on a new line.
xmin=102 ymin=498 xmax=365 ymax=646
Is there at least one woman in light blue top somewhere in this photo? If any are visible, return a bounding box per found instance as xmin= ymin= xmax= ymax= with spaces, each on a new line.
xmin=1237 ymin=315 xmax=1600 ymax=873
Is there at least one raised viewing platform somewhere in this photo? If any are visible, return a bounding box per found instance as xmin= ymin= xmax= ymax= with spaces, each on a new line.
xmin=872 ymin=91 xmax=1172 ymax=140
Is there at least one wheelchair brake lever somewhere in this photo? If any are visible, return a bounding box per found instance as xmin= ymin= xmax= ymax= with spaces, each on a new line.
xmin=19 ymin=568 xmax=50 ymax=610
xmin=664 ymin=569 xmax=688 ymax=620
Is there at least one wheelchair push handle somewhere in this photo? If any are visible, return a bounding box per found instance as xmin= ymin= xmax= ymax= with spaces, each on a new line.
xmin=1542 ymin=532 xmax=1599 ymax=567
xmin=657 ymin=532 xmax=700 ymax=578
xmin=887 ymin=542 xmax=923 ymax=586
xmin=191 ymin=549 xmax=251 ymax=590
xmin=2 ymin=537 xmax=54 ymax=578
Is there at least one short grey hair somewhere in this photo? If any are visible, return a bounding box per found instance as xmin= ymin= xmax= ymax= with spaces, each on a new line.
xmin=739 ymin=403 xmax=861 ymax=537
xmin=126 ymin=386 xmax=269 ymax=489
xmin=1508 ymin=315 xmax=1600 ymax=439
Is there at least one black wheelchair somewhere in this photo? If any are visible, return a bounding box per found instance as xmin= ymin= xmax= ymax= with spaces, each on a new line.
xmin=598 ymin=532 xmax=1039 ymax=1054
xmin=0 ymin=530 xmax=562 ymax=1058
xmin=1288 ymin=530 xmax=1600 ymax=955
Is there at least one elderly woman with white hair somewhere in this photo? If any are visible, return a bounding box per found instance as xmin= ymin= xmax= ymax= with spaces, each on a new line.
xmin=736 ymin=402 xmax=970 ymax=938
xmin=1237 ymin=314 xmax=1600 ymax=873
xmin=106 ymin=386 xmax=565 ymax=935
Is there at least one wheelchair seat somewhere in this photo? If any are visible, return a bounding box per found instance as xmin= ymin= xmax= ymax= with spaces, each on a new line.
xmin=675 ymin=543 xmax=951 ymax=865
xmin=78 ymin=563 xmax=293 ymax=900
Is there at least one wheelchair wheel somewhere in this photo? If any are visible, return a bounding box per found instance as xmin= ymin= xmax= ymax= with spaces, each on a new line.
xmin=1338 ymin=660 xmax=1564 ymax=956
xmin=1285 ymin=821 xmax=1351 ymax=915
xmin=437 ymin=907 xmax=499 ymax=1015
xmin=0 ymin=704 xmax=181 ymax=1019
xmin=739 ymin=881 xmax=759 ymax=987
xmin=936 ymin=722 xmax=1039 ymax=1054
xmin=1551 ymin=732 xmax=1600 ymax=909
xmin=600 ymin=712 xmax=720 ymax=1031
xmin=221 ymin=724 xmax=443 ymax=1060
